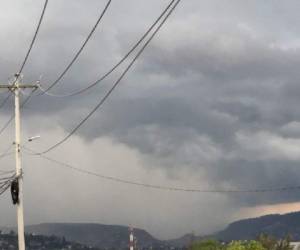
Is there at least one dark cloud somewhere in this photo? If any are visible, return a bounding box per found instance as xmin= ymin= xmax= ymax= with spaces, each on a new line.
xmin=2 ymin=0 xmax=300 ymax=238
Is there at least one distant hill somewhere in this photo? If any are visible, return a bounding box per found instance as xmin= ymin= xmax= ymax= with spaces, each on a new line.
xmin=216 ymin=211 xmax=300 ymax=241
xmin=6 ymin=211 xmax=300 ymax=248
xmin=167 ymin=233 xmax=203 ymax=247
xmin=0 ymin=232 xmax=99 ymax=250
xmin=25 ymin=223 xmax=161 ymax=249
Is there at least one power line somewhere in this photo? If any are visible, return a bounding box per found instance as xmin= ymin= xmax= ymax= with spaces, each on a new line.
xmin=39 ymin=0 xmax=112 ymax=94
xmin=4 ymin=0 xmax=178 ymax=154
xmin=17 ymin=0 xmax=49 ymax=76
xmin=37 ymin=0 xmax=177 ymax=98
xmin=2 ymin=0 xmax=111 ymax=137
xmin=0 ymin=0 xmax=48 ymax=156
xmin=0 ymin=144 xmax=14 ymax=161
xmin=0 ymin=184 xmax=10 ymax=196
xmin=0 ymin=89 xmax=37 ymax=138
xmin=0 ymin=174 xmax=16 ymax=197
xmin=0 ymin=175 xmax=16 ymax=182
xmin=0 ymin=172 xmax=16 ymax=195
xmin=0 ymin=115 xmax=14 ymax=137
xmin=0 ymin=152 xmax=13 ymax=161
xmin=0 ymin=92 xmax=12 ymax=110
xmin=0 ymin=182 xmax=11 ymax=196
xmin=23 ymin=146 xmax=300 ymax=193
xmin=0 ymin=0 xmax=48 ymax=138
xmin=39 ymin=0 xmax=182 ymax=154
xmin=0 ymin=170 xmax=15 ymax=175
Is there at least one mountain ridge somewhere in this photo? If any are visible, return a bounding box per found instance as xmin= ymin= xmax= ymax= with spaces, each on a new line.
xmin=216 ymin=211 xmax=300 ymax=241
xmin=4 ymin=211 xmax=300 ymax=248
xmin=25 ymin=222 xmax=162 ymax=248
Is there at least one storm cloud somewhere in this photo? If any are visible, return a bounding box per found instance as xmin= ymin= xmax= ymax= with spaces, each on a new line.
xmin=1 ymin=0 xmax=300 ymax=239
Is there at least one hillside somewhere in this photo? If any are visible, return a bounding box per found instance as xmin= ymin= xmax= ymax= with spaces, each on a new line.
xmin=167 ymin=233 xmax=203 ymax=247
xmin=0 ymin=232 xmax=99 ymax=250
xmin=25 ymin=223 xmax=161 ymax=249
xmin=216 ymin=211 xmax=300 ymax=241
xmin=7 ymin=211 xmax=300 ymax=248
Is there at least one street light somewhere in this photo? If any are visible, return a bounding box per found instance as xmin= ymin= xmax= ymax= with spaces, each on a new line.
xmin=28 ymin=135 xmax=41 ymax=142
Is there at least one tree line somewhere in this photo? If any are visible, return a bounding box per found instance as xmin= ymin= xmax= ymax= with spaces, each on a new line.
xmin=189 ymin=234 xmax=293 ymax=250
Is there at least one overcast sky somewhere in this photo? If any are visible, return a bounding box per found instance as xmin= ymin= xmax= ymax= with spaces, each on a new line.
xmin=1 ymin=0 xmax=300 ymax=239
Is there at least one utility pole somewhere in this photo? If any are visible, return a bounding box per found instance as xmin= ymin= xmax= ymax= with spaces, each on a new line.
xmin=0 ymin=74 xmax=38 ymax=250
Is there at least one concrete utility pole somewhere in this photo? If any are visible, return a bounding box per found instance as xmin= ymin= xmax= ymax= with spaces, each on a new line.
xmin=0 ymin=74 xmax=38 ymax=250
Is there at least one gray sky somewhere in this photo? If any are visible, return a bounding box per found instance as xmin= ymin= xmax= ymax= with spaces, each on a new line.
xmin=1 ymin=0 xmax=300 ymax=239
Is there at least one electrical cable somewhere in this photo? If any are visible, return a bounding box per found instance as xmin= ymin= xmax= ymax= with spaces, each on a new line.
xmin=39 ymin=0 xmax=182 ymax=154
xmin=0 ymin=185 xmax=10 ymax=196
xmin=16 ymin=0 xmax=49 ymax=76
xmin=0 ymin=88 xmax=37 ymax=137
xmin=0 ymin=170 xmax=15 ymax=175
xmin=0 ymin=176 xmax=15 ymax=196
xmin=36 ymin=0 xmax=177 ymax=98
xmin=0 ymin=0 xmax=48 ymax=137
xmin=39 ymin=0 xmax=112 ymax=94
xmin=0 ymin=92 xmax=12 ymax=110
xmin=0 ymin=152 xmax=14 ymax=161
xmin=0 ymin=0 xmax=47 ymax=194
xmin=23 ymin=146 xmax=300 ymax=193
xmin=0 ymin=182 xmax=10 ymax=195
xmin=0 ymin=144 xmax=14 ymax=161
xmin=0 ymin=116 xmax=14 ymax=137
xmin=0 ymin=175 xmax=16 ymax=182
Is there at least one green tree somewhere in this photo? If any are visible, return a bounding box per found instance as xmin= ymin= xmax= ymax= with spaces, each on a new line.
xmin=276 ymin=235 xmax=292 ymax=250
xmin=190 ymin=239 xmax=223 ymax=250
xmin=226 ymin=241 xmax=246 ymax=250
xmin=227 ymin=240 xmax=265 ymax=250
xmin=245 ymin=240 xmax=266 ymax=250
xmin=258 ymin=234 xmax=292 ymax=250
xmin=258 ymin=234 xmax=277 ymax=250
